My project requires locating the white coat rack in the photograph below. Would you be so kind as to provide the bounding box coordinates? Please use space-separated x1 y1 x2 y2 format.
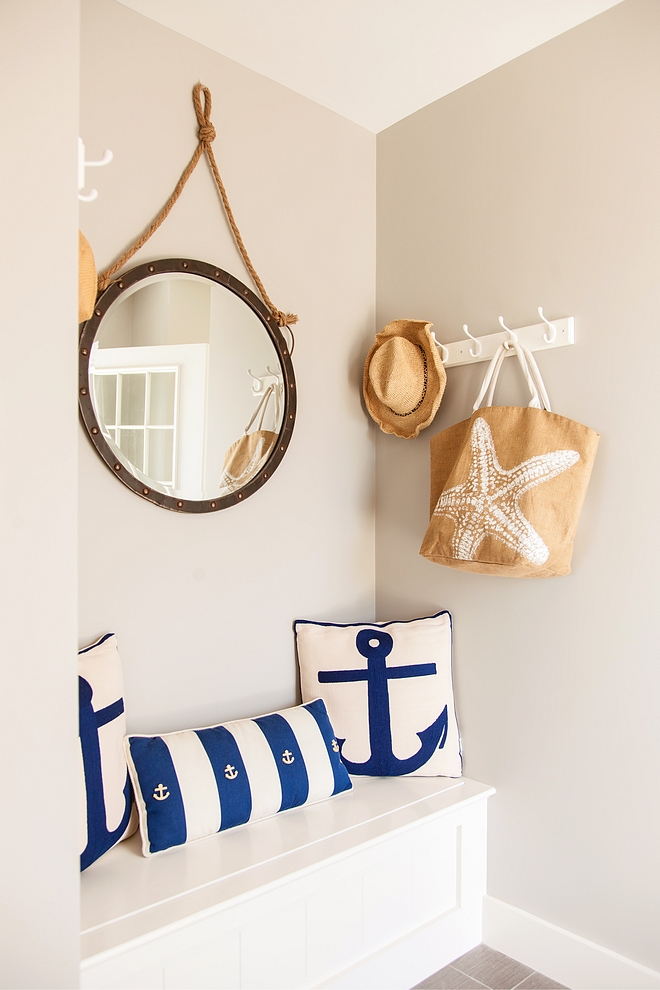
78 137 113 202
432 308 574 368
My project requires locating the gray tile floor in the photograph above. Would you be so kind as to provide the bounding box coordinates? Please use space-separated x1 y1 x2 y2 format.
413 944 569 990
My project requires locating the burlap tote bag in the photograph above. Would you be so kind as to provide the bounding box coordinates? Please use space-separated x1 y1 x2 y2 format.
420 342 598 577
219 385 279 494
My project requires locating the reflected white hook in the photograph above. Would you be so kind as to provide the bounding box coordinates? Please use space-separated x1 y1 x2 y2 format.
462 324 482 359
247 365 283 396
498 316 518 349
538 306 557 344
431 331 449 364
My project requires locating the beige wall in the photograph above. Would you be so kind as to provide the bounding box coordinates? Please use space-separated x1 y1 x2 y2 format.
0 3 80 987
4 0 656 981
376 0 660 970
79 0 376 734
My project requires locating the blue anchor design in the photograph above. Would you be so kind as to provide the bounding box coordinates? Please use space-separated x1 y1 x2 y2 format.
79 676 132 871
318 629 448 775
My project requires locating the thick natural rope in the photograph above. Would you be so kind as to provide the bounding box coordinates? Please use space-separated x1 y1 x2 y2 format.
97 84 298 328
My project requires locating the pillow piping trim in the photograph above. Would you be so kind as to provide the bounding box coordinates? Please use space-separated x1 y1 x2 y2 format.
293 608 452 632
78 631 116 655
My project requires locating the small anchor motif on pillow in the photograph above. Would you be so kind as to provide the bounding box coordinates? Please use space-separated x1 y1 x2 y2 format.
331 739 340 752
224 764 239 779
282 750 295 764
153 783 170 801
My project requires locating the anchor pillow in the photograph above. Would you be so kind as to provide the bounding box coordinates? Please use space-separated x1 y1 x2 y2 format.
295 610 462 778
125 698 352 857
79 633 136 871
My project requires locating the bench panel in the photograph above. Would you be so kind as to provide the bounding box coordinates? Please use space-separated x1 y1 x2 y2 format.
81 777 493 990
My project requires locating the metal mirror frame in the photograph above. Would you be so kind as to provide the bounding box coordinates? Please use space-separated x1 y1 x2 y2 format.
78 259 296 513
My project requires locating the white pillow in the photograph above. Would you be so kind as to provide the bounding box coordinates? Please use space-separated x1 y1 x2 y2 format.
79 633 135 870
125 698 352 857
295 611 462 777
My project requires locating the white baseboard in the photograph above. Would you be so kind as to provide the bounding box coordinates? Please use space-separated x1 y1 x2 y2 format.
483 895 660 990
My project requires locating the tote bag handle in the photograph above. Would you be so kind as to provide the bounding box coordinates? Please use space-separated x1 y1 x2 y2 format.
473 341 552 412
483 344 551 410
244 385 275 434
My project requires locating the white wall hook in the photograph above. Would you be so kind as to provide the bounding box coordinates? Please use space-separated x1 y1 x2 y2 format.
78 137 113 202
538 306 557 344
498 316 518 348
462 324 482 358
431 331 449 364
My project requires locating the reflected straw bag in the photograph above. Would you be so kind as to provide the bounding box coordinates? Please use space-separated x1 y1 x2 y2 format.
219 385 279 494
420 342 599 577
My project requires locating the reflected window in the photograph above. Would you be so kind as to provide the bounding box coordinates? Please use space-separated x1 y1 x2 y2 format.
92 368 178 487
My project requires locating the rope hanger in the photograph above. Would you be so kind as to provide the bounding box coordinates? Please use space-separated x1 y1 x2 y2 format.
97 83 298 329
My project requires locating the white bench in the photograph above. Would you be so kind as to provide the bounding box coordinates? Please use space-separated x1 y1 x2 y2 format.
81 775 494 990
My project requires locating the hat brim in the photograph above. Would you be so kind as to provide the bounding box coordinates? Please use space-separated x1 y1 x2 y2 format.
363 320 447 439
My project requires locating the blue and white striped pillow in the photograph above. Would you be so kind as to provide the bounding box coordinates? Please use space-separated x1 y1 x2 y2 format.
125 698 352 856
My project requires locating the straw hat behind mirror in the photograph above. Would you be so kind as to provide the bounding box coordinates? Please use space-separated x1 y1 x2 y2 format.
363 319 446 438
79 231 97 324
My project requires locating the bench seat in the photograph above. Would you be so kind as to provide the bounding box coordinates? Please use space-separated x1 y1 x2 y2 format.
81 775 494 990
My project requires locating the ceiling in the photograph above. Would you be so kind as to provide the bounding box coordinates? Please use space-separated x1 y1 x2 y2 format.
118 0 622 133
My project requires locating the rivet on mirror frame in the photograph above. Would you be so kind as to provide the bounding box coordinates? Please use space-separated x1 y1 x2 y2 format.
80 388 88 395
244 290 248 295
91 427 99 435
182 262 188 269
95 309 102 317
81 347 89 356
289 414 294 420
113 463 121 471
263 473 268 479
177 501 184 508
280 445 284 451
118 281 124 289
210 501 217 509
148 265 155 273
238 493 243 499
142 488 150 495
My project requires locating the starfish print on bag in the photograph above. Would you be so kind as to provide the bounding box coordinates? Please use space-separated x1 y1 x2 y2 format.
433 417 579 565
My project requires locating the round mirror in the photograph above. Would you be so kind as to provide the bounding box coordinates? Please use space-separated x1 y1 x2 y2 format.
79 260 296 512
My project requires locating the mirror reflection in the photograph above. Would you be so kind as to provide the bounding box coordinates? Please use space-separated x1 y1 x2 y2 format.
89 273 284 501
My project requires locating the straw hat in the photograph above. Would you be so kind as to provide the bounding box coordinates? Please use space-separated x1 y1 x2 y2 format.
78 230 97 324
363 319 446 438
